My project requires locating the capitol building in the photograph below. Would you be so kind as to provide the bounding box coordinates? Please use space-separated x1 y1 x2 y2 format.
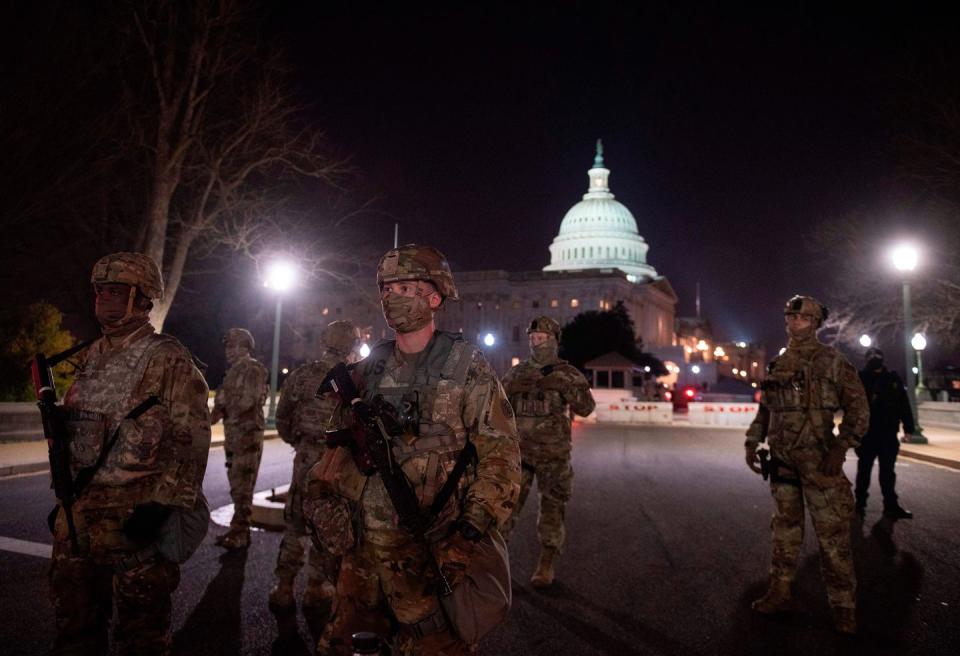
291 142 678 376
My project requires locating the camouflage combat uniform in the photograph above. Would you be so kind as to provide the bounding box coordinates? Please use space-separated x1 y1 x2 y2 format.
212 328 268 545
304 245 521 656
271 320 360 609
746 296 869 632
50 253 211 656
501 316 595 587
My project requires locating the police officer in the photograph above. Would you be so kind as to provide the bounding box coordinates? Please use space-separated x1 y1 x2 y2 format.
304 244 521 655
50 252 211 655
269 320 361 611
745 295 869 634
855 347 914 519
501 316 595 588
211 328 268 549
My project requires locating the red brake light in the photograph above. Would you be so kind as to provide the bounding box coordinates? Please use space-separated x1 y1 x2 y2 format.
685 389 695 398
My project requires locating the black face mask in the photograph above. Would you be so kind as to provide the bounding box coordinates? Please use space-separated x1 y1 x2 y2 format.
867 357 884 370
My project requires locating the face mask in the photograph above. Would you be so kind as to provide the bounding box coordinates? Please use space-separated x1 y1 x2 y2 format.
867 357 883 370
531 340 558 364
96 286 150 337
786 322 816 342
225 344 248 365
382 293 433 334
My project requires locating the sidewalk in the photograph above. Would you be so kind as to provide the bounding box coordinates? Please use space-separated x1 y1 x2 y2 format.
898 425 960 470
0 425 279 477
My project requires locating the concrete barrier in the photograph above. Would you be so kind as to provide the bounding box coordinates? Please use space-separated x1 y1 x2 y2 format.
688 402 759 427
919 401 960 430
0 403 42 442
595 401 673 425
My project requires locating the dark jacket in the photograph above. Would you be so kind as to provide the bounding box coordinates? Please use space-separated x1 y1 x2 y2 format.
859 367 915 438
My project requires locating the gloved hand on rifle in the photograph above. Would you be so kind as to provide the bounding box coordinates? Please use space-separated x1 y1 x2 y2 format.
123 503 173 546
819 445 847 477
433 521 482 588
745 442 763 474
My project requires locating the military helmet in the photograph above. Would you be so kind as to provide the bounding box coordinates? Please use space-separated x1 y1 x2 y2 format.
783 295 828 325
527 315 561 339
223 327 255 351
865 347 884 362
376 244 459 301
322 320 361 356
91 252 164 300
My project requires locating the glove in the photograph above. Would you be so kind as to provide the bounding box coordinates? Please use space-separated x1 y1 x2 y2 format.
123 503 173 546
745 444 762 474
819 446 846 477
433 523 480 588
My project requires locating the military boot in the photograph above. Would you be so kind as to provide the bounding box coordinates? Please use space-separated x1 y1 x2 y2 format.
751 579 792 614
832 607 857 634
530 548 557 589
302 578 336 610
218 527 250 550
269 578 295 611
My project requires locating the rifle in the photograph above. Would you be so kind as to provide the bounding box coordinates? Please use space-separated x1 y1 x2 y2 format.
319 362 454 596
31 340 94 554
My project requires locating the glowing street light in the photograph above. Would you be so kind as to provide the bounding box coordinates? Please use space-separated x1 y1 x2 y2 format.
859 334 872 348
691 365 701 374
483 333 496 347
912 333 928 400
696 340 708 351
359 343 371 359
263 258 298 427
891 243 919 272
891 243 926 442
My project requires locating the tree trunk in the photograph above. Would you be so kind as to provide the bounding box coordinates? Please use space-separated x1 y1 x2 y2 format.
149 224 197 331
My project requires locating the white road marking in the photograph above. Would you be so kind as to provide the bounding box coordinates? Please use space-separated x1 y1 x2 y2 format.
0 536 52 559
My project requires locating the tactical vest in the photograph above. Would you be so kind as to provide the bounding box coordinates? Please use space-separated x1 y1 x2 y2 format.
761 345 845 450
63 331 177 486
221 357 268 434
290 356 340 446
355 332 479 524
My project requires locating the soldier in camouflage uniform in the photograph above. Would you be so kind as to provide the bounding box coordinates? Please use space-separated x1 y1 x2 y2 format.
49 252 211 655
745 295 869 634
501 316 595 588
211 328 269 549
303 244 521 656
269 320 361 612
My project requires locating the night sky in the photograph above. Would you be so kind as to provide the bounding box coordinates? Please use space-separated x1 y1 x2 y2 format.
260 1 957 355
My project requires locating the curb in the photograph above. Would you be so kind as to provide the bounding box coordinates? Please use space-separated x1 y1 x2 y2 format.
899 448 960 471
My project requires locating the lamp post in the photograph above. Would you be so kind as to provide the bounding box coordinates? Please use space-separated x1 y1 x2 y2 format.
859 334 872 348
912 332 928 402
891 244 926 443
263 259 297 428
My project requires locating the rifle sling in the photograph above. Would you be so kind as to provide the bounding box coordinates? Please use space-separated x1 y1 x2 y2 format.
72 396 161 497
428 441 477 519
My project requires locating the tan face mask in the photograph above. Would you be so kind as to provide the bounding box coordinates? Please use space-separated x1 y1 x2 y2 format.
531 338 559 364
382 293 433 333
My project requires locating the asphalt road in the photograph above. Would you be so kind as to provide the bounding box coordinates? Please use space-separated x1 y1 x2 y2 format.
1 425 958 656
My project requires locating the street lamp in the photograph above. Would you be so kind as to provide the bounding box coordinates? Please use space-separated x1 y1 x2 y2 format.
912 332 928 401
263 259 297 428
891 243 926 442
483 333 496 347
859 334 872 348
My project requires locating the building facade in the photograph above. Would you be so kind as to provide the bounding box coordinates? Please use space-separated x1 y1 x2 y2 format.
290 142 678 376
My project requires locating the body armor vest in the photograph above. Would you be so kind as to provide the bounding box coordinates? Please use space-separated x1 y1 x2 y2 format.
63 331 174 486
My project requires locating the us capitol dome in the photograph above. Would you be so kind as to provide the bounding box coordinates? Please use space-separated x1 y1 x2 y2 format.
543 140 658 282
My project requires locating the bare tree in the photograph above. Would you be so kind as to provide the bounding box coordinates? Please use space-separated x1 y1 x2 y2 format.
812 212 960 352
115 0 345 328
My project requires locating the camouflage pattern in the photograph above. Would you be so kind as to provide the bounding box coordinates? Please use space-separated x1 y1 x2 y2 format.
783 294 827 325
223 327 255 351
527 315 562 338
214 353 268 531
500 352 595 550
273 350 344 590
746 328 869 614
377 244 459 300
51 321 211 654
91 252 164 300
307 332 521 654
320 320 362 358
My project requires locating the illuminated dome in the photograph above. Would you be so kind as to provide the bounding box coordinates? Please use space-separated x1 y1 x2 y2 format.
543 140 658 281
